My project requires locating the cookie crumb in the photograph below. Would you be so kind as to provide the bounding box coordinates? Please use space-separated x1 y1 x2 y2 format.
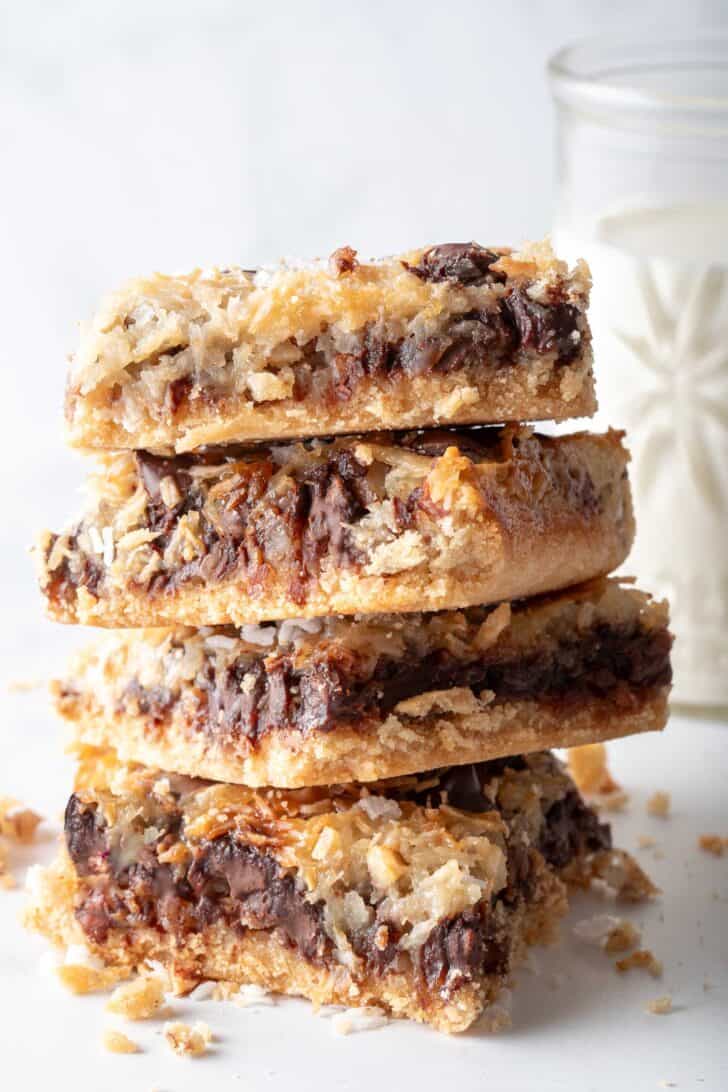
0 797 43 843
589 849 660 901
647 791 671 818
597 789 630 813
107 975 166 1020
698 834 728 857
103 1029 140 1054
163 1020 212 1057
0 796 43 887
646 994 673 1015
57 963 115 994
605 919 642 953
573 914 641 952
615 949 663 978
637 835 657 849
7 678 44 693
567 743 619 795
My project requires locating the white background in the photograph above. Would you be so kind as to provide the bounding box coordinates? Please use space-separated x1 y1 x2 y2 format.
1 0 726 679
1 3 727 1087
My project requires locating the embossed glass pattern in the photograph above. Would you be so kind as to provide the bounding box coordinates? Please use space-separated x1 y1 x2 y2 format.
549 37 728 705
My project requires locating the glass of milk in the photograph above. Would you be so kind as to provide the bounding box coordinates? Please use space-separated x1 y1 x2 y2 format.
549 36 728 708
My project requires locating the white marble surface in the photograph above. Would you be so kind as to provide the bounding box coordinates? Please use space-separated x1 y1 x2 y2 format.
1 699 727 1091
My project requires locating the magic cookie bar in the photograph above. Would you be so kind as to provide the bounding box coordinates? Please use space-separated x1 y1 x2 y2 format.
64 241 594 453
37 427 633 628
55 579 671 788
26 751 618 1032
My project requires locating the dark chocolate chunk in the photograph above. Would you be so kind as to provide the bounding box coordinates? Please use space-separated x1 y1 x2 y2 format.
64 794 109 876
539 789 612 870
418 910 502 988
188 837 329 962
503 286 581 364
405 243 507 286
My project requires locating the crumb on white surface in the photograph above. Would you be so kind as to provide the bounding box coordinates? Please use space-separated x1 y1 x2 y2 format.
647 791 671 818
595 789 630 813
56 963 112 994
163 1020 212 1057
0 795 43 887
646 995 673 1015
637 835 657 849
107 975 166 1020
103 1028 140 1054
6 678 45 693
567 743 620 795
592 849 659 902
573 914 641 953
56 944 117 994
698 834 728 857
615 949 663 978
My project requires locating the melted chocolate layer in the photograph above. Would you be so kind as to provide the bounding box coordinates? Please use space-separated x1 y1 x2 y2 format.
150 244 585 420
65 756 610 991
117 623 672 747
44 427 599 610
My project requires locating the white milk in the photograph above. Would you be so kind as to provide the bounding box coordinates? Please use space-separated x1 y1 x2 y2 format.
555 203 728 705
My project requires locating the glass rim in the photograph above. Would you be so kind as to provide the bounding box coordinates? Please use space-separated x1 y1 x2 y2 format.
548 33 728 115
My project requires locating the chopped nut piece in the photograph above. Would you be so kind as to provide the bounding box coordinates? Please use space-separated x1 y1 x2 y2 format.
567 743 620 795
163 1020 212 1057
107 975 165 1020
367 844 406 887
103 1029 140 1054
615 949 663 978
698 834 728 857
646 994 673 1015
647 791 671 818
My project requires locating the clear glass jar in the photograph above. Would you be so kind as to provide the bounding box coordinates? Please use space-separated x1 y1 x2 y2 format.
549 36 728 707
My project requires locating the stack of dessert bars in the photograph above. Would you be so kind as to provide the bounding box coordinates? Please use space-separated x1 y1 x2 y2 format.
28 241 672 1033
